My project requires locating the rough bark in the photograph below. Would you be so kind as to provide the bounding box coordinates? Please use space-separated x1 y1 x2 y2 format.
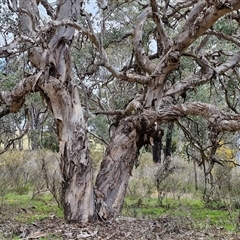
40 77 95 222
95 117 146 219
41 1 95 222
19 0 95 222
95 100 240 218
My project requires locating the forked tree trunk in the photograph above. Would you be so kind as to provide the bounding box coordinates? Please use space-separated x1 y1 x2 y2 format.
4 0 240 224
21 0 146 222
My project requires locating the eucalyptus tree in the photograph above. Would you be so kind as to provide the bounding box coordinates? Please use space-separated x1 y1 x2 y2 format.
1 0 240 223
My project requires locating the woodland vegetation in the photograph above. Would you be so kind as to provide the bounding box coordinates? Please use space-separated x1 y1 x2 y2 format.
1 0 240 229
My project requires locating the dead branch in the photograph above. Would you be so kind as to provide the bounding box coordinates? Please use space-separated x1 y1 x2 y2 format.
0 108 30 155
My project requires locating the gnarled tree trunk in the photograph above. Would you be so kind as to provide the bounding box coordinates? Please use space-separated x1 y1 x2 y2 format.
20 0 95 222
95 119 139 219
41 78 95 222
95 114 153 219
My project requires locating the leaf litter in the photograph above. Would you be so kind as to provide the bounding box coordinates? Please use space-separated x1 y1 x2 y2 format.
1 215 240 239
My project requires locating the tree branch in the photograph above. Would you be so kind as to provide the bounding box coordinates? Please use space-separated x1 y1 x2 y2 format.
40 0 55 18
133 6 156 73
88 131 108 145
153 102 240 133
0 72 42 117
167 0 199 18
7 0 40 34
94 110 124 116
150 0 173 54
215 51 240 74
42 19 152 84
165 70 213 98
165 50 240 98
0 36 36 57
205 29 240 47
174 0 240 51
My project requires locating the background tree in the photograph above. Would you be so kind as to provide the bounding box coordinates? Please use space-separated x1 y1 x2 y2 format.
1 0 240 223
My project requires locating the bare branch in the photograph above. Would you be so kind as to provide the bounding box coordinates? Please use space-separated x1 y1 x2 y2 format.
165 70 214 98
167 0 199 18
0 36 36 57
0 109 30 155
205 29 240 47
0 72 43 116
154 102 240 132
40 0 55 18
174 0 240 51
7 0 40 34
95 94 143 119
165 50 240 98
88 131 108 146
133 7 156 73
219 77 239 114
215 51 240 74
94 110 124 116
180 1 206 34
44 19 151 84
150 0 173 54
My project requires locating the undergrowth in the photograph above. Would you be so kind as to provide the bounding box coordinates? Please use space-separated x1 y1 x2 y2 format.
1 192 239 233
122 198 240 231
123 197 240 232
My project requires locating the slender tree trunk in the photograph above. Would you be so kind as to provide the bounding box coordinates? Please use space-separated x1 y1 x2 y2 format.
152 128 164 163
164 122 174 159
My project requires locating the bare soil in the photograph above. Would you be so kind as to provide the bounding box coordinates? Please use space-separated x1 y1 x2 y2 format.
1 216 240 239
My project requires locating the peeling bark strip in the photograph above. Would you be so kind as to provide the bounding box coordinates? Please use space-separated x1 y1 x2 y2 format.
42 78 95 222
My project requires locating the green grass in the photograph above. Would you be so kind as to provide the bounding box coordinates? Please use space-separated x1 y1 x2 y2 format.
123 197 239 231
1 192 239 234
1 192 63 224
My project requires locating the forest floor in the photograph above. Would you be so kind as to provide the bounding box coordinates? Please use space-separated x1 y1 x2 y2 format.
1 215 240 240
